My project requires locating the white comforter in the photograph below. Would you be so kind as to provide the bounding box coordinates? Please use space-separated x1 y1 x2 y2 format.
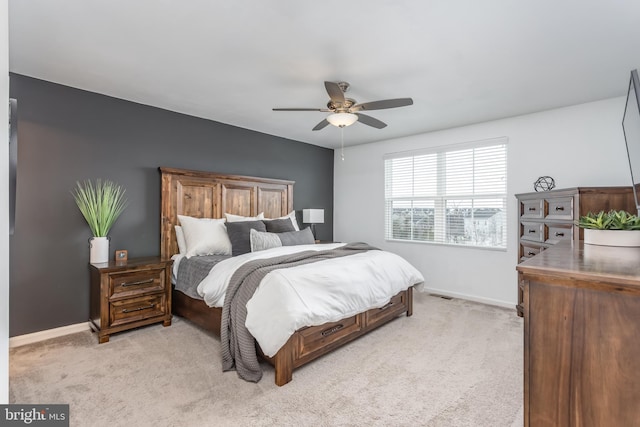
197 243 425 357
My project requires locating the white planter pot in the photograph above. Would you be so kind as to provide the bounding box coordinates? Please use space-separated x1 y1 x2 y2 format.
583 229 640 247
89 236 110 263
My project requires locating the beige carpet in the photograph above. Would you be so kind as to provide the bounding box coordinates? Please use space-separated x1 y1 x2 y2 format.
10 293 524 427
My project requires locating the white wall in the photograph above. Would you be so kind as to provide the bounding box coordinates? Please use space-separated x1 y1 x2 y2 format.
334 97 631 307
1 0 9 403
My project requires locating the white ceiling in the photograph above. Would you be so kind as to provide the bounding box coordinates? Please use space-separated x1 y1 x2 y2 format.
8 1 640 149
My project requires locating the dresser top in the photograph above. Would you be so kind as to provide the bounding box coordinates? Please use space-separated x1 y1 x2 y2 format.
515 186 633 199
517 240 640 288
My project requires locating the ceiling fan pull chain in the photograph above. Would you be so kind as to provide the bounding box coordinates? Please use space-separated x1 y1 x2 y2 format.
341 127 345 161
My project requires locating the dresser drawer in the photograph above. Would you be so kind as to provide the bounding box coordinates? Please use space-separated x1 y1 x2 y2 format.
110 294 167 327
545 197 573 220
364 292 408 328
521 199 544 219
520 243 544 261
109 268 166 298
546 224 573 244
521 222 544 242
297 315 362 360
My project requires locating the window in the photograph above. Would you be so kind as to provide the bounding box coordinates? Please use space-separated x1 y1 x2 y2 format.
384 138 507 249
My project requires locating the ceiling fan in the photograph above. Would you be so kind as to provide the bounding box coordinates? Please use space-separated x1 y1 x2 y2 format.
273 81 413 131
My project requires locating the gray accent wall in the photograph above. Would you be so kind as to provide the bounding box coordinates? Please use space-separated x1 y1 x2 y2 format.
9 74 334 337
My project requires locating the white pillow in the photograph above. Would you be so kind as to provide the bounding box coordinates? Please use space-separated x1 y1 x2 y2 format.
224 212 265 222
265 211 299 231
175 225 187 254
177 215 231 257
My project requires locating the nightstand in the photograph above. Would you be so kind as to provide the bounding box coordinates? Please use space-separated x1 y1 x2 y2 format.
89 256 173 343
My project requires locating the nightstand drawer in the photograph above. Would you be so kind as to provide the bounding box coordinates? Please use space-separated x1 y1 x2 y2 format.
110 294 166 327
109 268 165 298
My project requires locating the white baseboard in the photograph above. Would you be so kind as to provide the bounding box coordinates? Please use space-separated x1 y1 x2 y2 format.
422 286 516 311
9 322 91 348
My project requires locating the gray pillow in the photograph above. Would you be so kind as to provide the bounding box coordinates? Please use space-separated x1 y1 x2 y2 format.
277 227 315 246
226 220 267 256
250 227 315 252
264 218 296 233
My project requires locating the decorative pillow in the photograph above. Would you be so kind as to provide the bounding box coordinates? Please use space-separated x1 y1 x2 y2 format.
226 220 267 256
177 215 231 257
224 212 264 222
250 227 315 252
175 225 187 254
264 210 299 231
250 228 283 252
277 227 315 246
264 218 296 233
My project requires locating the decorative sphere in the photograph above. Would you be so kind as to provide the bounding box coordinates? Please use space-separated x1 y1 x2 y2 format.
534 176 555 192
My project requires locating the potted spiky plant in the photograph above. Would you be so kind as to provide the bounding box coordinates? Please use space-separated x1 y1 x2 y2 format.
577 210 640 247
72 179 128 263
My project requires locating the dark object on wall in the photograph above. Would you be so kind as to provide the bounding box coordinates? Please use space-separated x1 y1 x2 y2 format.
9 98 17 235
622 69 640 215
534 176 555 192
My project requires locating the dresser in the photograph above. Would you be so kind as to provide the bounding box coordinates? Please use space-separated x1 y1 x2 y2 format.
516 241 640 426
89 257 173 343
514 187 634 316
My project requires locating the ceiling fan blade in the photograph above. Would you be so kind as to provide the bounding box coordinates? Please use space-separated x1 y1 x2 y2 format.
312 119 330 131
356 113 387 129
352 98 413 111
273 108 325 111
324 81 345 103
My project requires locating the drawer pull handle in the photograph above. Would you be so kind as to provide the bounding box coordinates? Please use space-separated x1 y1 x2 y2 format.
321 324 344 337
528 229 536 233
527 251 536 256
121 278 154 287
555 232 565 237
528 207 536 211
122 304 154 314
555 206 565 211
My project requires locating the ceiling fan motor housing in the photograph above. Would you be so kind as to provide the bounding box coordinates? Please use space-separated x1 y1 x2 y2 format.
327 98 356 112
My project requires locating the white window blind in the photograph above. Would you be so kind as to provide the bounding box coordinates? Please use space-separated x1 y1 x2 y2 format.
384 138 507 249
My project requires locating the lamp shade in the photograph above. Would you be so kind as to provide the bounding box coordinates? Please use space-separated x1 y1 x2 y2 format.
326 113 358 128
303 209 324 224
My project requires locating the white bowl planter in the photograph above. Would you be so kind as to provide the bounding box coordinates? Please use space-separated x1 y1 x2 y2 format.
583 229 640 247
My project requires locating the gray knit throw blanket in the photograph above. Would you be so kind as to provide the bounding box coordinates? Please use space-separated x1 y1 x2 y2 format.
221 242 378 382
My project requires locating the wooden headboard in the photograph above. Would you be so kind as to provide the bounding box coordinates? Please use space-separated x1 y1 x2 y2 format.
159 167 294 259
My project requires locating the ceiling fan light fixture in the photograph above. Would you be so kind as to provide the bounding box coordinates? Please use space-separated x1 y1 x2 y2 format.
327 112 358 128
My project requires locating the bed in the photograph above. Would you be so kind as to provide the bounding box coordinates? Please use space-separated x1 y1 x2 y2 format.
160 167 423 386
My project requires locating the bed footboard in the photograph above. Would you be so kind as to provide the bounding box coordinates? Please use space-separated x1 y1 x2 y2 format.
173 286 414 386
265 286 414 386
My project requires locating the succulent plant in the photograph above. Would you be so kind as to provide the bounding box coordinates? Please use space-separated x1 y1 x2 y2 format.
577 210 640 230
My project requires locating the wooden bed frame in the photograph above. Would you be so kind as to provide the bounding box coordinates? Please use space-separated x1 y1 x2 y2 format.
160 167 413 386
